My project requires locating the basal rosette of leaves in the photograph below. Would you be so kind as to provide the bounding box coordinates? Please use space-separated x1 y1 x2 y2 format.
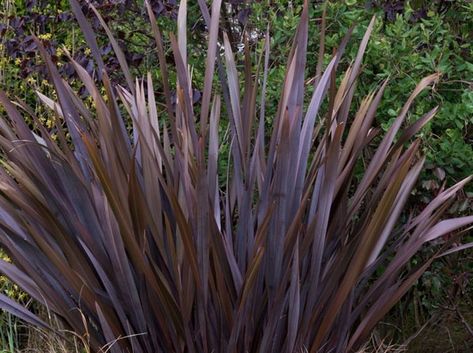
0 1 472 353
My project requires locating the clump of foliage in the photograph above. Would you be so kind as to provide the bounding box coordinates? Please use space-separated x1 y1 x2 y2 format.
0 1 472 353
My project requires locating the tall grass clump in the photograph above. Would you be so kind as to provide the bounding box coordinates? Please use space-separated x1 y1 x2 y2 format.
0 0 471 352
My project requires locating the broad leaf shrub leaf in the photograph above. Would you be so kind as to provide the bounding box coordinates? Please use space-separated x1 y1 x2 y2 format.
0 1 471 352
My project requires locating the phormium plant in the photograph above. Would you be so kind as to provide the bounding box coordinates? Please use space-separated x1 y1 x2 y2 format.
0 0 471 352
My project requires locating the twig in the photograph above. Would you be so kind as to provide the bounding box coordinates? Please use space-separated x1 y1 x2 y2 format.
455 308 473 339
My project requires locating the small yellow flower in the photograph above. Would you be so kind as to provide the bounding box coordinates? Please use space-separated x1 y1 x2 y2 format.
84 48 92 56
15 58 22 66
38 33 52 41
46 118 55 129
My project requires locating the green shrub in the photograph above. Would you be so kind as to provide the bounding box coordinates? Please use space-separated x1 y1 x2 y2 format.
0 1 472 353
250 0 473 188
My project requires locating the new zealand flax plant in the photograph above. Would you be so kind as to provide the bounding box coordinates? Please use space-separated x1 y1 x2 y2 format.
0 0 471 352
